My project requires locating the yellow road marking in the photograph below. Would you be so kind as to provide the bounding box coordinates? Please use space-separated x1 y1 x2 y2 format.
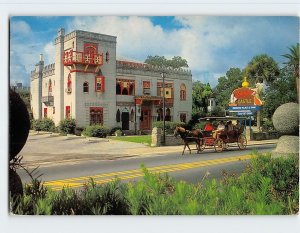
45 154 255 190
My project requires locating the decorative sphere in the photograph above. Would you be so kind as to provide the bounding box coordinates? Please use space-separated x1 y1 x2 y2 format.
272 102 299 135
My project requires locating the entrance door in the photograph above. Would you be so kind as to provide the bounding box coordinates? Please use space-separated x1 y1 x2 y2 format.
44 108 47 118
122 112 129 130
140 107 151 130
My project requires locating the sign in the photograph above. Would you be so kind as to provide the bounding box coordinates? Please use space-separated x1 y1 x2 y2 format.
229 106 261 111
229 87 263 107
237 111 253 116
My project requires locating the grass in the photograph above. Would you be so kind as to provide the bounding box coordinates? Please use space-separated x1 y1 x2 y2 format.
110 135 152 146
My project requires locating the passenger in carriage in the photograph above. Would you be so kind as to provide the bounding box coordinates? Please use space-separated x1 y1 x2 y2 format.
203 121 214 137
213 121 225 138
226 121 235 138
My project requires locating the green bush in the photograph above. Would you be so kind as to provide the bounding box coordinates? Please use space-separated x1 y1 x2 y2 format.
82 125 109 138
152 121 186 135
59 118 76 135
32 118 55 132
109 126 122 136
10 153 299 215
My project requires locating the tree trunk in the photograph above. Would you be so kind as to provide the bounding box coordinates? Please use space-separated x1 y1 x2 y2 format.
257 110 261 131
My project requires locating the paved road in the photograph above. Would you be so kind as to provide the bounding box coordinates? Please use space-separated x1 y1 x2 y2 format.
18 133 276 190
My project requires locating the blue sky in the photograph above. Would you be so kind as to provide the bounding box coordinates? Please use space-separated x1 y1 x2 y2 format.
10 16 299 87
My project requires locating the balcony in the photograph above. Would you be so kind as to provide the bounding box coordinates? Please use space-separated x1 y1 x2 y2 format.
63 50 103 66
42 95 54 106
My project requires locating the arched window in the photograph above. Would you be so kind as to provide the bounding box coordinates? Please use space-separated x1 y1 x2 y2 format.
66 74 72 94
129 84 135 95
157 108 163 121
165 108 171 121
130 109 134 122
83 82 89 93
116 109 121 122
180 84 186 101
122 88 128 95
48 79 52 94
116 82 121 94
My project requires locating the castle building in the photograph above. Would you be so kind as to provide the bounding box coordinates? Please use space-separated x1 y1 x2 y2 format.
30 28 192 132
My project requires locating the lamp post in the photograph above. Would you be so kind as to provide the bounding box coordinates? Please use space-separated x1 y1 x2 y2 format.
161 72 166 145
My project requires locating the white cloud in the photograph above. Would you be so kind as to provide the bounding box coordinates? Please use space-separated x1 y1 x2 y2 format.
10 20 32 35
44 42 55 64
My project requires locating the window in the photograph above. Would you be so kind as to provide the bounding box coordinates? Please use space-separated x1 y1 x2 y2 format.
66 106 71 119
67 74 72 93
116 79 135 96
106 51 109 62
95 76 105 92
165 108 171 121
130 109 134 122
48 79 52 95
83 82 89 93
157 82 173 98
116 109 121 122
143 81 151 95
180 84 186 101
180 113 187 123
157 108 163 121
90 107 103 125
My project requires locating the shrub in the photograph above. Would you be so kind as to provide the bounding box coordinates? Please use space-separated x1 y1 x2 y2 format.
32 118 55 132
82 125 109 138
109 126 122 136
59 118 76 135
10 153 299 215
152 121 186 135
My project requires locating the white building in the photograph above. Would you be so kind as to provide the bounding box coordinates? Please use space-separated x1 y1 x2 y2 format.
31 28 192 132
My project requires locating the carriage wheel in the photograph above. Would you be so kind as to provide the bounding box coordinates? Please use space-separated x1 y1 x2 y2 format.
237 134 247 150
214 139 224 152
199 138 205 151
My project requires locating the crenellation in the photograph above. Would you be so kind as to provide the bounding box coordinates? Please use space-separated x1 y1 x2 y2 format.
31 28 192 131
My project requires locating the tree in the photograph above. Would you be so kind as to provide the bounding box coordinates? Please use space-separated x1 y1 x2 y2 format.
144 55 188 69
246 54 280 85
245 55 280 130
192 81 212 115
213 67 243 109
282 43 299 102
262 67 297 119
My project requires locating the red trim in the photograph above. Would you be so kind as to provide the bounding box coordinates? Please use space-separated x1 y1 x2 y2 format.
95 75 105 92
66 106 71 118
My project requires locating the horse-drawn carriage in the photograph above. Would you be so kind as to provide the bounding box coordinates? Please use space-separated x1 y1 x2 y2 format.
174 116 247 154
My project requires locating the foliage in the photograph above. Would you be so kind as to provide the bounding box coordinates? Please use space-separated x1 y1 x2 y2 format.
111 135 152 146
262 67 297 119
17 89 32 118
213 68 243 109
82 125 109 138
152 121 186 135
11 153 299 215
32 118 55 132
59 118 76 135
9 89 30 160
282 43 299 79
144 55 188 69
109 126 122 136
282 43 299 100
246 54 280 85
192 81 212 114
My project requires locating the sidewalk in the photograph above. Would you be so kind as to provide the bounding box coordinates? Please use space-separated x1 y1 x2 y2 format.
20 132 278 167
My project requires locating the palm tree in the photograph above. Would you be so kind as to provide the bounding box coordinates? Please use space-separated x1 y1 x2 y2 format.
246 54 280 85
282 43 299 102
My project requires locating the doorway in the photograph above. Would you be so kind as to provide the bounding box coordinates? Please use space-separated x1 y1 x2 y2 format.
122 112 129 130
140 107 151 130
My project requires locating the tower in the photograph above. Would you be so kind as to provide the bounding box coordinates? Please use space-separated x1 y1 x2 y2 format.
30 53 44 119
